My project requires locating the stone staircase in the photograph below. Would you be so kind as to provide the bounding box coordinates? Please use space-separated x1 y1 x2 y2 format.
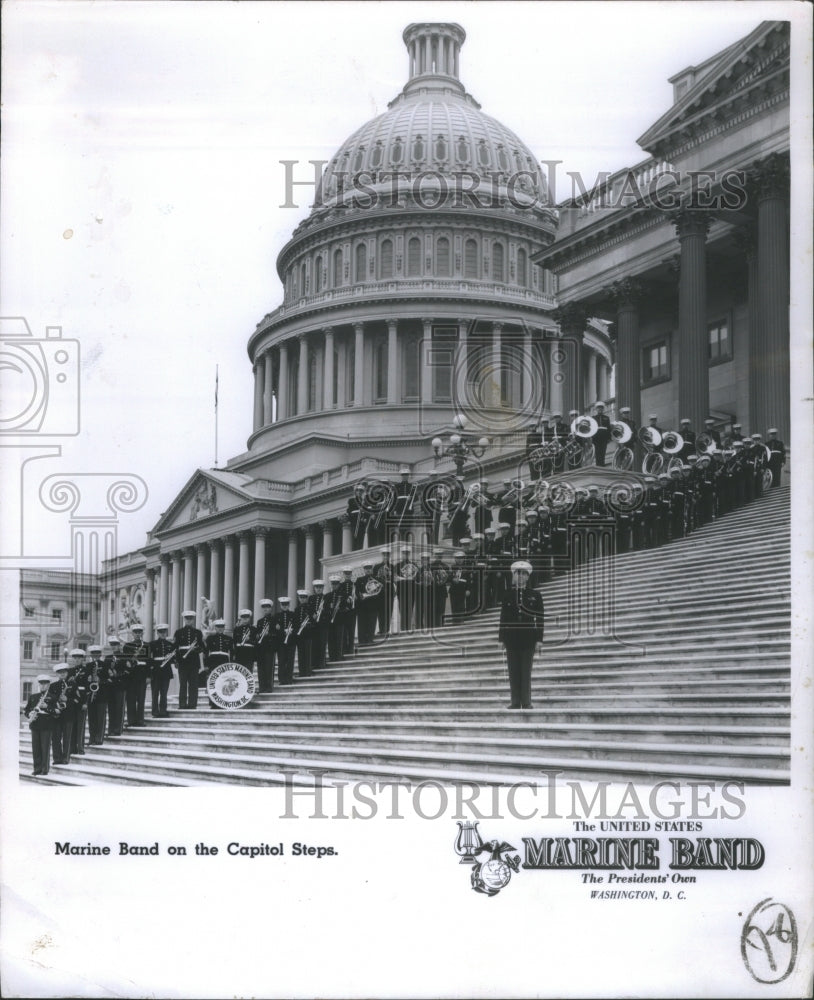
20 484 791 787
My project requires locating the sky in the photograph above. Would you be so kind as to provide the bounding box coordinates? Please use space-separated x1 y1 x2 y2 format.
0 0 801 555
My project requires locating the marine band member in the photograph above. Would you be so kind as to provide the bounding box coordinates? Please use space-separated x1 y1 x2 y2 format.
204 619 233 709
85 644 109 744
104 636 129 736
592 401 611 467
308 581 331 670
174 611 205 710
256 598 278 693
149 624 174 718
123 623 149 728
498 560 544 711
274 597 296 685
25 672 63 776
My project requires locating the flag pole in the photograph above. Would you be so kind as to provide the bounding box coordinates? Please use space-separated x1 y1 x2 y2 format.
214 365 219 468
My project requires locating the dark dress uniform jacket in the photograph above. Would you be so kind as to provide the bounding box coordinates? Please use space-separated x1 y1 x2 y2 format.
498 586 545 649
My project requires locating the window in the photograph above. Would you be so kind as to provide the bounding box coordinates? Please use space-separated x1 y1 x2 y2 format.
403 335 420 400
412 135 425 162
23 640 34 660
492 243 505 282
51 609 62 622
708 320 731 362
49 642 61 661
432 326 455 402
516 248 527 287
464 239 478 279
300 262 307 296
354 243 367 283
374 338 388 402
436 237 451 277
78 642 88 652
314 255 323 293
22 681 33 702
643 341 670 382
24 605 34 618
79 609 89 623
380 239 393 279
333 249 343 287
407 237 421 276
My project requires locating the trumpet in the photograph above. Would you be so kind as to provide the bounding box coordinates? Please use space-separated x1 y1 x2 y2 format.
296 615 312 636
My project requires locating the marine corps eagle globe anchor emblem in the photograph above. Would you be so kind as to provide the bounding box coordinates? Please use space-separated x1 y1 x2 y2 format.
454 822 521 896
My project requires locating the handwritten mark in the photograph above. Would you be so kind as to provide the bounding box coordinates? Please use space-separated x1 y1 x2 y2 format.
741 898 797 984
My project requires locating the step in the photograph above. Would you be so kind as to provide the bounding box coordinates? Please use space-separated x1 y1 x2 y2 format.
100 734 790 772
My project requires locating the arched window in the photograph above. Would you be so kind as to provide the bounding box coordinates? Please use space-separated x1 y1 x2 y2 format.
412 135 425 162
370 141 383 169
436 236 451 277
380 239 393 279
464 239 478 279
497 144 510 172
333 248 343 287
374 338 388 402
456 136 469 163
390 137 404 165
354 243 367 283
478 140 491 167
407 237 421 277
353 146 365 172
435 134 447 161
492 243 505 282
516 248 527 287
300 262 307 296
314 255 323 293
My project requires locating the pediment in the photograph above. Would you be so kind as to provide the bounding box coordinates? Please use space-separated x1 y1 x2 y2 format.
637 21 789 156
153 469 257 533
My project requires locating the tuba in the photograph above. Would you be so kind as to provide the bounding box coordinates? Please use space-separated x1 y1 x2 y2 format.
695 433 717 456
662 431 685 455
638 426 663 450
610 420 632 444
612 446 634 471
571 415 598 439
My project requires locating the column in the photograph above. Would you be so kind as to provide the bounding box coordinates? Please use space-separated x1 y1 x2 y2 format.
278 342 289 421
253 361 264 432
287 531 298 601
673 211 710 431
353 323 365 406
751 155 790 441
182 548 194 615
158 555 169 624
304 527 315 592
323 327 335 409
424 34 430 73
553 303 587 416
222 536 236 625
522 328 533 406
736 226 759 434
599 359 610 403
421 318 434 403
337 335 347 408
297 335 309 415
144 569 155 639
387 320 399 405
263 351 274 425
253 527 267 611
195 543 207 623
587 352 598 406
340 514 353 554
608 279 644 429
548 341 564 416
208 540 221 618
490 322 503 407
455 318 468 410
237 532 251 612
170 551 182 631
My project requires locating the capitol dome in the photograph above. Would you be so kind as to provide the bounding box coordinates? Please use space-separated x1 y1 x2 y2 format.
245 22 611 487
310 23 549 222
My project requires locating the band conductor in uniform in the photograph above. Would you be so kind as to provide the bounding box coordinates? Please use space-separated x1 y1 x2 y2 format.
498 560 544 710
